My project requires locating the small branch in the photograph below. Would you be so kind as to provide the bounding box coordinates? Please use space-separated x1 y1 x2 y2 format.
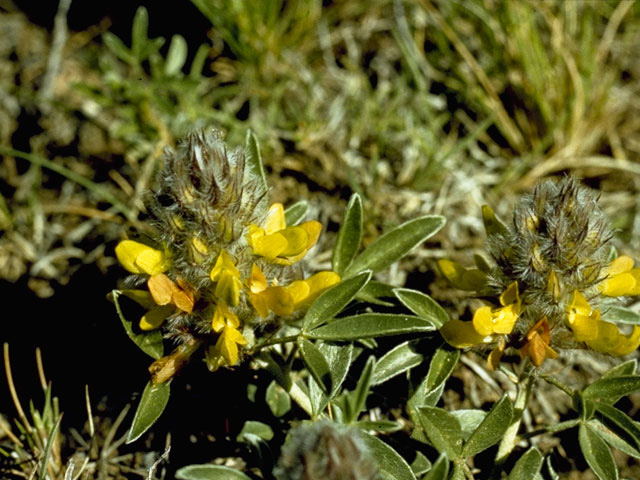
251 334 300 353
540 373 573 396
520 419 580 441
40 0 73 102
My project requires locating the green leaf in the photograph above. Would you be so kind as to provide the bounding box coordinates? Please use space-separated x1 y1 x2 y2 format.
546 456 560 480
266 380 291 417
164 35 188 76
236 420 274 443
176 465 251 480
603 306 640 325
343 215 446 277
372 341 423 385
361 434 416 480
131 6 149 62
417 407 463 459
38 416 61 480
462 394 513 457
451 410 487 441
244 130 268 197
284 200 308 226
410 451 432 476
508 447 543 480
594 403 640 450
583 376 640 404
303 270 372 331
423 453 449 480
319 342 354 398
298 338 332 394
332 193 363 275
579 422 618 480
602 359 637 379
111 290 164 360
357 281 396 306
307 314 435 340
425 345 460 391
126 381 170 443
348 356 375 421
394 288 449 328
588 419 640 459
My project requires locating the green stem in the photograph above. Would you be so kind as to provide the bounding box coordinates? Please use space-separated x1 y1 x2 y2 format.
540 373 573 396
520 419 580 440
495 362 535 465
251 334 300 352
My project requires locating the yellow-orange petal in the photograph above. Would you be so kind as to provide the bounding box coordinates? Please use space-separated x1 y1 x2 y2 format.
472 306 494 337
440 318 489 348
148 273 175 306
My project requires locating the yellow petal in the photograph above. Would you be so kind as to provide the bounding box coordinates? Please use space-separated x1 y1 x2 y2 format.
481 204 508 236
249 291 270 318
216 326 248 365
440 318 489 348
499 282 520 307
263 203 286 234
278 227 310 256
600 273 637 297
569 290 592 317
299 221 322 250
210 250 240 281
120 289 156 309
294 271 341 309
438 259 487 291
487 339 505 371
588 321 622 353
491 305 518 334
472 306 495 336
140 305 173 331
569 313 599 342
115 240 166 275
611 326 640 356
286 280 311 306
264 286 295 316
606 255 634 276
248 264 268 293
252 233 289 260
215 271 242 306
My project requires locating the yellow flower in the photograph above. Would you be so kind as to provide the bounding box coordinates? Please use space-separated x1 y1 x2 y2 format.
210 301 247 366
472 282 521 336
599 255 640 297
247 203 322 265
247 264 341 318
440 318 490 348
438 259 487 291
567 290 640 356
210 250 243 306
115 240 167 275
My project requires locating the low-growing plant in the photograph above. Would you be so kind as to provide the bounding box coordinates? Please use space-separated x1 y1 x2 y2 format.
111 130 640 479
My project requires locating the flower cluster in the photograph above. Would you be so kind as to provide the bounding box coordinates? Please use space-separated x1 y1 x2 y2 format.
115 130 340 381
439 176 640 368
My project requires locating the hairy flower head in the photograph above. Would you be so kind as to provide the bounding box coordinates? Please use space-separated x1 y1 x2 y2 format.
438 176 640 368
114 129 340 379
